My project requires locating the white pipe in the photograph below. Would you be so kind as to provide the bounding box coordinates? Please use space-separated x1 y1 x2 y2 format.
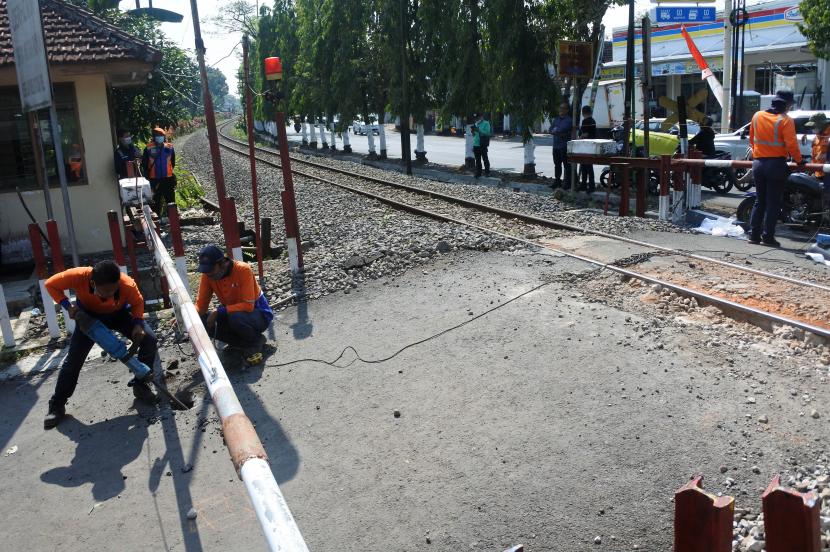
39 280 60 338
0 284 15 347
464 125 474 162
175 256 190 295
415 124 425 153
378 124 387 156
138 204 308 552
286 237 300 274
367 128 376 154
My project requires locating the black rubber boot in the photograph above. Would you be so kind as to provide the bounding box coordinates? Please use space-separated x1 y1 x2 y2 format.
44 400 66 430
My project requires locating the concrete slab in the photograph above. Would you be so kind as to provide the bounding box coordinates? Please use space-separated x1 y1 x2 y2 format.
1 249 826 551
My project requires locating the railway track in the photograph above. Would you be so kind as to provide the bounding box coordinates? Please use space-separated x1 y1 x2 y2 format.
212 121 830 342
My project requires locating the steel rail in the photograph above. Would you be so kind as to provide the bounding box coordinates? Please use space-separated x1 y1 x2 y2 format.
212 131 829 341
138 204 309 552
215 121 830 294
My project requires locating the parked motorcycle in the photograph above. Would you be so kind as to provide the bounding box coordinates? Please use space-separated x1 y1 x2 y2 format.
733 146 754 192
736 172 827 230
598 124 659 195
700 150 737 195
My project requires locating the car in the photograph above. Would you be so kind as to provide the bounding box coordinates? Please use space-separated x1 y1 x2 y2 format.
352 121 380 135
714 109 830 162
668 120 700 137
635 118 700 137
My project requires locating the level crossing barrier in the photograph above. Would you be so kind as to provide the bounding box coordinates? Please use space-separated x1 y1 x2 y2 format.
137 203 309 551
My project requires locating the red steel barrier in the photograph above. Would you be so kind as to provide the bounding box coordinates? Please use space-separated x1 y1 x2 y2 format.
619 164 630 217
107 210 127 271
674 476 733 552
221 197 243 261
45 220 64 273
762 475 822 552
166 203 190 295
125 225 140 278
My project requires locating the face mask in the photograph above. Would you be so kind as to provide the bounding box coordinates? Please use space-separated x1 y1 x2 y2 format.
121 137 132 146
154 136 165 144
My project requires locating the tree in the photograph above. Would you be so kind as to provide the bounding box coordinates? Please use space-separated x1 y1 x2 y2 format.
205 67 230 110
800 0 830 57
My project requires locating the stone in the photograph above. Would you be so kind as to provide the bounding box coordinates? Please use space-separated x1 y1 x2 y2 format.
393 409 401 418
811 409 820 419
593 536 601 545
746 397 756 404
758 415 769 424
436 241 451 253
720 465 729 474
752 466 761 474
186 507 198 520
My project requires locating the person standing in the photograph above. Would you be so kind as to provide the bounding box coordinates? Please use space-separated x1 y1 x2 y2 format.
689 116 716 157
472 112 492 178
195 245 274 367
748 90 803 247
551 102 572 189
43 261 157 429
141 127 177 217
578 105 597 192
114 129 141 179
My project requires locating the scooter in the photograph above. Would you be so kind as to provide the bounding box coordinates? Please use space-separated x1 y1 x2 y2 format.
735 172 828 230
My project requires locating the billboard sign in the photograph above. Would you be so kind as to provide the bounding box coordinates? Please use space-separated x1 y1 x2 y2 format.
7 0 52 112
557 40 594 78
654 6 717 23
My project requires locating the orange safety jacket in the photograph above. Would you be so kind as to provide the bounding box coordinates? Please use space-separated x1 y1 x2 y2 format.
812 128 829 178
749 110 802 162
45 267 145 322
196 261 261 316
143 144 175 179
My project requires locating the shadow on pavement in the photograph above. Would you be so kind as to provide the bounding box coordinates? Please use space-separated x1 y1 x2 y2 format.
40 413 148 501
291 273 313 341
0 347 69 453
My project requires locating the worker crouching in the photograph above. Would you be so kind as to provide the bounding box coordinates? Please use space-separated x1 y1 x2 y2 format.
43 261 158 429
195 245 273 367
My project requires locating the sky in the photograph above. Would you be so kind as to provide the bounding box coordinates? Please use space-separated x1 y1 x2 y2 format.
124 0 741 95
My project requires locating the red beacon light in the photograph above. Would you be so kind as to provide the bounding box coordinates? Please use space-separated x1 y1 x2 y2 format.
264 57 283 81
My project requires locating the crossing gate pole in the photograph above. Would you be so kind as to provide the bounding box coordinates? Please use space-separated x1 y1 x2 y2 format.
138 204 308 552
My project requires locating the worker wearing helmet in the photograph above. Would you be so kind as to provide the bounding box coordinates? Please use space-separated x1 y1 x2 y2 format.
141 127 176 217
747 90 804 247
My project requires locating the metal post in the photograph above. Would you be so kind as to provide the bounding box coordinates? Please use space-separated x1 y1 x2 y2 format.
722 0 733 132
399 0 412 175
274 112 304 274
641 16 652 158
47 105 79 267
261 217 273 258
623 0 635 157
46 219 74 333
189 0 230 240
636 166 646 218
107 210 127 273
242 36 264 282
29 111 54 220
28 223 60 339
619 164 630 217
570 82 580 192
0 284 15 348
138 204 309 552
166 203 190 294
659 155 671 221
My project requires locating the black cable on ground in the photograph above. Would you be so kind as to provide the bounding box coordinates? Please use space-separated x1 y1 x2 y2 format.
268 279 556 369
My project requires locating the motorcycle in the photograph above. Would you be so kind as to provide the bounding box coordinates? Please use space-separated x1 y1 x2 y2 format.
700 150 737 195
733 146 754 192
598 124 659 195
736 172 828 230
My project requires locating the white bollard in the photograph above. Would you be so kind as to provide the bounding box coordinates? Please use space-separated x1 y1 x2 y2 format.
0 284 16 348
378 124 387 158
319 122 327 147
300 121 308 144
38 280 60 339
465 124 475 166
341 128 351 152
329 124 337 150
367 127 376 154
523 137 536 175
308 122 317 146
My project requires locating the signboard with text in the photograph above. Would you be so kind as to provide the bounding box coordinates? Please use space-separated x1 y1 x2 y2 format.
7 0 52 112
557 40 594 78
653 6 717 23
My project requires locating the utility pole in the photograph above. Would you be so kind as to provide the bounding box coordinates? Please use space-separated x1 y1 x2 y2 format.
623 0 635 156
399 0 412 175
722 0 733 132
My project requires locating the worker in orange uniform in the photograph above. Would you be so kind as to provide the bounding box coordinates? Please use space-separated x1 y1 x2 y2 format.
141 127 176 217
748 90 804 247
43 260 157 429
195 245 273 367
805 112 830 222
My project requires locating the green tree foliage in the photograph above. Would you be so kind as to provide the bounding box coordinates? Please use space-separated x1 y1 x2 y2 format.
799 0 830 57
206 66 230 110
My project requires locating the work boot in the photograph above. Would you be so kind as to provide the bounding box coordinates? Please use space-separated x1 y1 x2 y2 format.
748 234 762 245
761 237 781 248
129 376 159 404
44 400 66 430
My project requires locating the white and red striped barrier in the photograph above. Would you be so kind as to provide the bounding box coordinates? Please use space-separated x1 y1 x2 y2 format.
138 203 308 552
166 203 191 295
28 224 60 339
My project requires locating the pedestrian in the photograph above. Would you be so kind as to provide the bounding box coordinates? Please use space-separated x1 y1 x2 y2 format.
141 127 176 217
43 260 157 429
195 245 274 367
689 116 716 157
578 105 597 192
805 112 830 221
114 128 141 179
748 89 804 247
551 101 572 189
472 112 492 178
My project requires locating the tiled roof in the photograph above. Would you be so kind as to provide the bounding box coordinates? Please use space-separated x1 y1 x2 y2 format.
0 0 162 67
